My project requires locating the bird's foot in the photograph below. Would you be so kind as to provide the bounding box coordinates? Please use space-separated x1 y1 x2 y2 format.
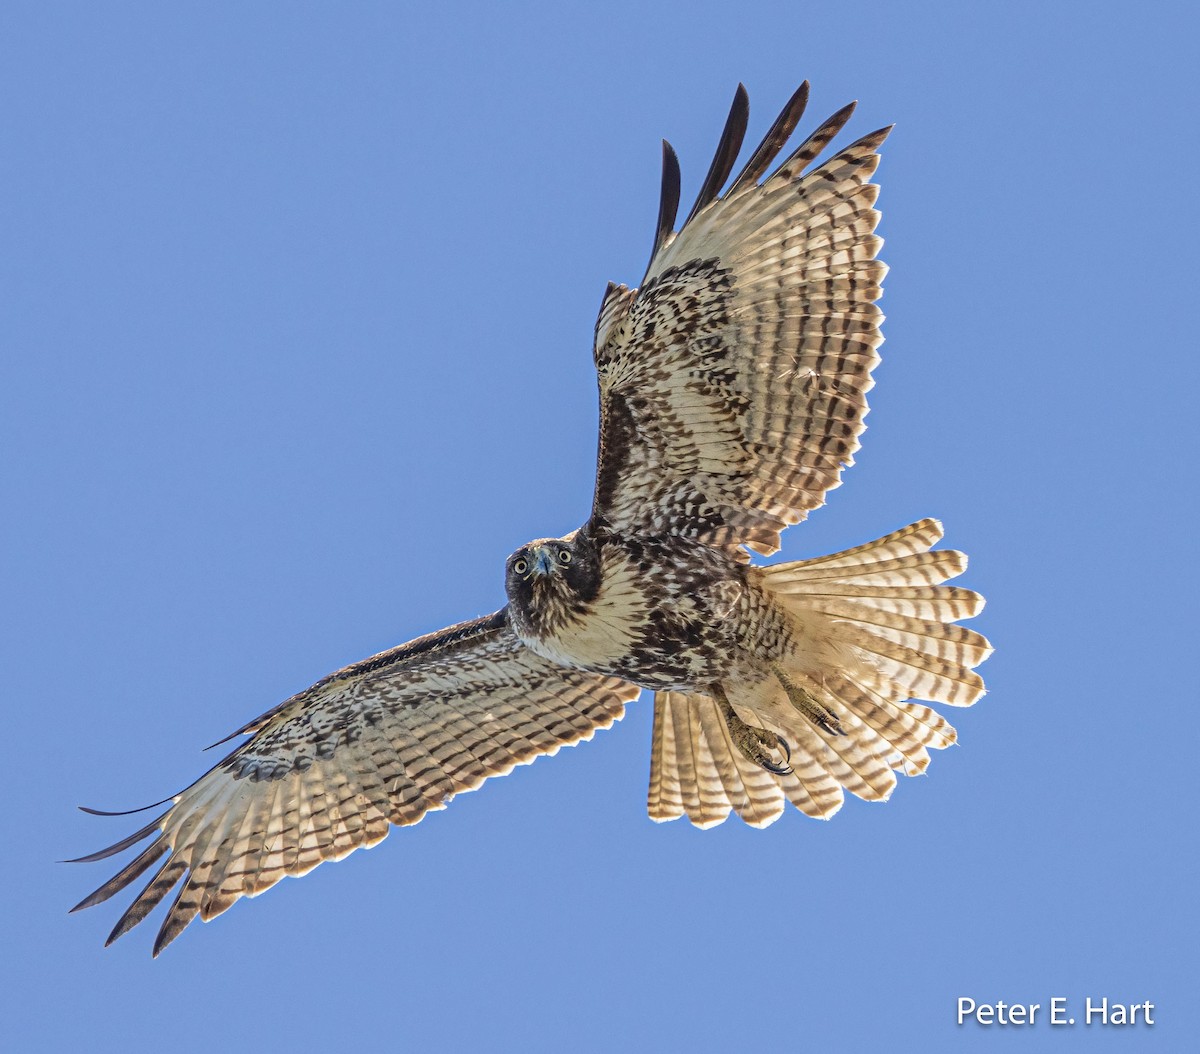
772 665 845 736
713 686 792 775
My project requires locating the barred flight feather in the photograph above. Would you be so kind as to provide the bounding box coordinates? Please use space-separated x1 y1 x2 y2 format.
71 614 637 954
593 87 894 559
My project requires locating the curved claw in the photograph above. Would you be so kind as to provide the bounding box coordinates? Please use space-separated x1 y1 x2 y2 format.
763 734 793 776
712 685 796 777
818 714 846 737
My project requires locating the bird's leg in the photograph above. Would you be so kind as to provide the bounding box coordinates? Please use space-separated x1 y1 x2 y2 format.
712 684 792 775
772 664 845 736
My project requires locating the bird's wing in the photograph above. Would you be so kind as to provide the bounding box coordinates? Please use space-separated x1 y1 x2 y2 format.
69 611 638 955
591 83 890 556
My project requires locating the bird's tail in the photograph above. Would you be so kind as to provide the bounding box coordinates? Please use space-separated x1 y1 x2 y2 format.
646 519 991 828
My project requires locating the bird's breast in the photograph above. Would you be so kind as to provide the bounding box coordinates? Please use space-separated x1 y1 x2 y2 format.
519 536 744 690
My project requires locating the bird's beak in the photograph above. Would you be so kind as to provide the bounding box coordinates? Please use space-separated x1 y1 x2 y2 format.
532 546 554 575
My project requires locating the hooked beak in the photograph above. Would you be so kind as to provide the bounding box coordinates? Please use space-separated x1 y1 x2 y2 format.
532 545 554 575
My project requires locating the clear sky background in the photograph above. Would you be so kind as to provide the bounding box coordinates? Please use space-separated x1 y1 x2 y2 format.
4 3 1196 1051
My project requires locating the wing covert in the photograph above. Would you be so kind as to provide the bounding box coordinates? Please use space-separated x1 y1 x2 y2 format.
592 84 891 556
70 611 638 954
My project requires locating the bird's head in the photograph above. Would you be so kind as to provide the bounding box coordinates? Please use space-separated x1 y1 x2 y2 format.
504 531 600 637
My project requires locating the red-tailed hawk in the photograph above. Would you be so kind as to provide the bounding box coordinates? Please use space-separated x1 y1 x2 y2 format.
71 82 990 955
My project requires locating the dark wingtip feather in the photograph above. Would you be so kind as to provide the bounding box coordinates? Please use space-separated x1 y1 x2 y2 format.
729 81 810 194
814 124 894 177
683 83 750 226
152 886 198 957
646 139 680 272
69 838 168 912
773 100 858 179
61 813 167 864
104 854 188 947
856 124 895 149
78 794 175 817
203 716 263 749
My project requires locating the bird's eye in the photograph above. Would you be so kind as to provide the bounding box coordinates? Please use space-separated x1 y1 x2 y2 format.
513 558 528 575
558 549 572 564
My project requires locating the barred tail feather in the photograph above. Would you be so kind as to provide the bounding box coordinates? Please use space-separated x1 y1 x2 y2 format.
767 517 991 699
646 520 990 828
649 690 788 828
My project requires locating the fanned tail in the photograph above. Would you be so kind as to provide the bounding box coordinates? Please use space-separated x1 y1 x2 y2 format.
647 520 991 827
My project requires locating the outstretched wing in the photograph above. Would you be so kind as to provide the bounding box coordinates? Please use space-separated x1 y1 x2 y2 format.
592 83 890 556
70 611 638 955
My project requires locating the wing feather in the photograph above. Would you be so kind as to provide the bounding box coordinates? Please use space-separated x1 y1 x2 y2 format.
728 81 809 194
683 83 749 226
71 611 639 954
647 140 681 269
592 85 891 555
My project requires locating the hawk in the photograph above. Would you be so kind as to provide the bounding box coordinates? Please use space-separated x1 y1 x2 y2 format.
71 82 991 955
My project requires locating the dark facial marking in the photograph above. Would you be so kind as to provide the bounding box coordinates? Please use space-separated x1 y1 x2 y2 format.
504 531 605 637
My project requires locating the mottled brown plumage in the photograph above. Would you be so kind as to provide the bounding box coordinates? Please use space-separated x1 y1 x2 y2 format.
71 82 990 955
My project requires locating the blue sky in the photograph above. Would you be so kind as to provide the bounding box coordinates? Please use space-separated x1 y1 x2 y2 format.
4 2 1196 1051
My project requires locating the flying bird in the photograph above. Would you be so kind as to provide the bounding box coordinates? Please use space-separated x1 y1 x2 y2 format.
71 81 991 955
